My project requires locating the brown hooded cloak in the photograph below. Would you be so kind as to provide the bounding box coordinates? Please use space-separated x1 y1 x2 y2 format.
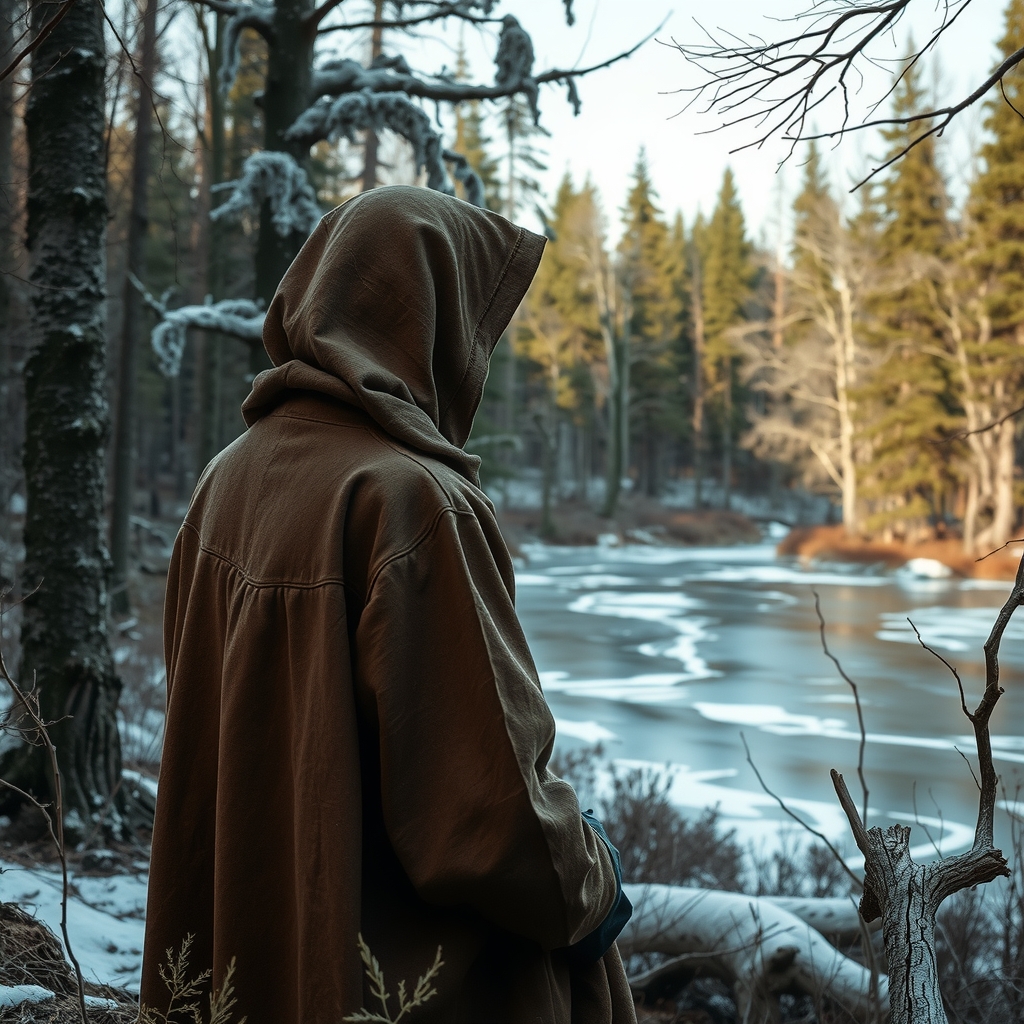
141 185 637 1024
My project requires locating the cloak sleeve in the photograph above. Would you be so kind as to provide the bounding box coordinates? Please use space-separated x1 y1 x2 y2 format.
354 505 621 951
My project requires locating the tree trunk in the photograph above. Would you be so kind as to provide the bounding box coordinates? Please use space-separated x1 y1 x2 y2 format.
0 0 19 544
835 271 858 534
989 412 1015 549
360 0 385 192
5 0 126 832
690 246 705 509
601 326 627 518
197 14 227 472
535 410 555 539
110 0 159 616
721 359 732 510
253 0 315 372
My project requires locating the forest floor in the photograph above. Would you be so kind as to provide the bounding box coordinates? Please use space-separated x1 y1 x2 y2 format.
779 523 1023 579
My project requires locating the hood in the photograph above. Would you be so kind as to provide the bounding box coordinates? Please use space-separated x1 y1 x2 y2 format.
241 184 546 483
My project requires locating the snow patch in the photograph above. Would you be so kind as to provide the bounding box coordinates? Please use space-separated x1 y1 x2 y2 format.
898 557 953 579
540 670 691 704
0 985 54 1007
554 719 618 744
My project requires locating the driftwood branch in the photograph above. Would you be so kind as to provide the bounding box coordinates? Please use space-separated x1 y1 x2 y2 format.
621 883 888 1021
829 554 1021 1024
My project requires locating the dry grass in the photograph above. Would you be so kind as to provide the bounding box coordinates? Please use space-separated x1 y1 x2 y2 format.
0 903 137 1023
778 524 1021 580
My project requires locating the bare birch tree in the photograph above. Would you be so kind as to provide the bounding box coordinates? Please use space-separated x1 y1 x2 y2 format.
742 191 874 533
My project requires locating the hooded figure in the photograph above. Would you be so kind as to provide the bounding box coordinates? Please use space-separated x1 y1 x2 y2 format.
141 185 636 1024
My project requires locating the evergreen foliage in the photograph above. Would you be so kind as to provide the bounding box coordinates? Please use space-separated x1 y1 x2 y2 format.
618 150 685 496
702 169 756 504
858 56 959 533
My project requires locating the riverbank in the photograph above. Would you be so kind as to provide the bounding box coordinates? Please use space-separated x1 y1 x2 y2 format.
778 524 1021 579
494 496 763 551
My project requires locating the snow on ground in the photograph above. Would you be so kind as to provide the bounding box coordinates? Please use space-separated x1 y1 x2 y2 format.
0 859 148 993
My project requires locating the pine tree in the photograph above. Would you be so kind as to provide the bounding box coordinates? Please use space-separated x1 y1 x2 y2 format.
790 142 832 294
514 173 604 529
858 54 959 538
962 0 1024 549
688 212 709 506
617 150 684 496
702 168 755 507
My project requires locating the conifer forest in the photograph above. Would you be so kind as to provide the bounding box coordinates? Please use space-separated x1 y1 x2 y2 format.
1 2 1024 1023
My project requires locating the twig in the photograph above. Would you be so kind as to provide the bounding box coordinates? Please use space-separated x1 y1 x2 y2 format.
669 1 1024 186
0 645 88 1024
932 400 1024 444
740 732 862 892
813 590 869 826
974 537 1024 563
0 0 81 85
907 617 969 718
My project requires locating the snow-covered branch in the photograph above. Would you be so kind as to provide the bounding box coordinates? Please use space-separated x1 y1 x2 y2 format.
195 0 274 94
211 151 322 238
286 91 458 195
442 149 484 207
309 16 661 119
149 298 265 377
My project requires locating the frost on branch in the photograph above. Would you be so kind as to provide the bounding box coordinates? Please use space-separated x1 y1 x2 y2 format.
286 92 458 197
442 149 484 207
151 299 265 378
211 152 322 238
494 16 538 120
220 2 274 95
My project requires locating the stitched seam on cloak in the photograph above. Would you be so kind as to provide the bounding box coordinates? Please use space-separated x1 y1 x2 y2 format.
362 505 466 602
358 426 468 501
180 521 360 593
438 228 525 426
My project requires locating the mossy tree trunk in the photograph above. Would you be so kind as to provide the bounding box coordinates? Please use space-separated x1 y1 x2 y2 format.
2 0 126 833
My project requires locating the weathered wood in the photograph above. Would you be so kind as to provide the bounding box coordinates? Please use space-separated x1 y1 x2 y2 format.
829 553 1022 1024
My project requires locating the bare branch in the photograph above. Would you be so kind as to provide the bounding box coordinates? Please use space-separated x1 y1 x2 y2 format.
813 590 869 826
0 0 80 84
669 1 1024 182
740 732 863 892
935 399 1024 444
0 634 88 1024
316 2 501 34
907 617 969 720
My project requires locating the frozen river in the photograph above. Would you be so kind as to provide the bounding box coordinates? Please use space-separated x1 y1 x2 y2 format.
517 536 1024 862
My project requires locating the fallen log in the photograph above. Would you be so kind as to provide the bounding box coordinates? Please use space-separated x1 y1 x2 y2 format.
619 883 887 1022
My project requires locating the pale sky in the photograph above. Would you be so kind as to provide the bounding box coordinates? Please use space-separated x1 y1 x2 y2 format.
411 0 1011 245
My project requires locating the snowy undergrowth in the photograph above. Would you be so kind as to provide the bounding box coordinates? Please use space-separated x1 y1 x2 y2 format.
0 860 147 992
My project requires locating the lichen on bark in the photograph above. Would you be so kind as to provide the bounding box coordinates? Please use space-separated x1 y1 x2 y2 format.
2 0 129 834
